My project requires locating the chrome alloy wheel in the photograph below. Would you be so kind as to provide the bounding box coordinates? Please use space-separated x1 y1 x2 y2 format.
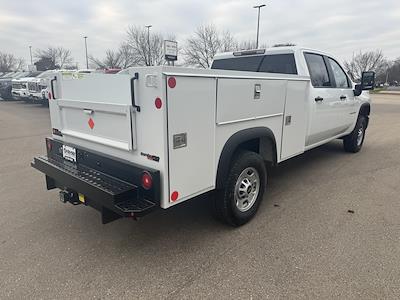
234 167 260 212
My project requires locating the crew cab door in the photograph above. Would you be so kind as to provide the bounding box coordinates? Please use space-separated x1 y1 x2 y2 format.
325 56 356 128
304 52 350 146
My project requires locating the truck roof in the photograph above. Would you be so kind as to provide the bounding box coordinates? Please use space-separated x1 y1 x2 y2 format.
213 46 332 61
118 65 309 82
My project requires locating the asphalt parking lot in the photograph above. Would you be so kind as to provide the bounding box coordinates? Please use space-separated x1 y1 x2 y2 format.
0 94 399 299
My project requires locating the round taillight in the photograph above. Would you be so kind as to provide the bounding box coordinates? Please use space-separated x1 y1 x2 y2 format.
155 97 162 109
141 172 153 190
168 77 176 88
170 191 179 202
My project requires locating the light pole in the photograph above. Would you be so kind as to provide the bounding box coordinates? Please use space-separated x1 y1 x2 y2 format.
29 46 33 65
83 36 89 69
253 4 266 49
385 62 391 85
145 25 152 66
385 69 389 85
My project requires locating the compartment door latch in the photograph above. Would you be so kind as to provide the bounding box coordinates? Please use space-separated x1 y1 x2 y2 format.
254 84 261 99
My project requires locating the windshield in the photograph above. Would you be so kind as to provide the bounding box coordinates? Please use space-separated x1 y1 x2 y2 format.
37 70 56 78
12 83 27 89
26 71 42 77
14 72 30 79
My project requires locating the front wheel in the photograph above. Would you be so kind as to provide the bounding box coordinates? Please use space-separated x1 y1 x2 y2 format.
343 115 367 153
212 150 267 226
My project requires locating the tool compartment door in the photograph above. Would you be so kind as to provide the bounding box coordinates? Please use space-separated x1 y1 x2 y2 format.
56 72 136 151
58 100 134 151
166 76 216 203
280 80 308 160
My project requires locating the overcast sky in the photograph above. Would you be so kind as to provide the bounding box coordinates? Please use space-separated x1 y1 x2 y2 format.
0 0 399 68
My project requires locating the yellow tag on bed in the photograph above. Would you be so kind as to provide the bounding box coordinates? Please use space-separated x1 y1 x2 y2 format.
78 193 85 203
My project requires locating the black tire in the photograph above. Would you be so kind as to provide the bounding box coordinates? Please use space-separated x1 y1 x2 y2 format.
343 115 367 153
212 150 267 226
1 86 12 100
42 99 49 107
6 87 12 100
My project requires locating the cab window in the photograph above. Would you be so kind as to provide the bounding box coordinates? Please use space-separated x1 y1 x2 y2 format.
211 54 297 74
304 53 331 88
211 56 264 72
258 54 297 74
328 58 351 88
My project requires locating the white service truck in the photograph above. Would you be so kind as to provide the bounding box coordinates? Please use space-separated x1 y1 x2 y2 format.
11 78 29 100
32 47 375 226
11 71 42 101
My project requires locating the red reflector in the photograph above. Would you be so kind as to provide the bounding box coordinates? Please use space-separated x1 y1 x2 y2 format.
141 172 153 190
155 97 162 109
171 191 179 202
168 77 176 88
88 118 95 129
48 92 52 100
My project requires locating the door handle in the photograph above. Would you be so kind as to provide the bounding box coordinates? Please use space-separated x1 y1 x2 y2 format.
130 72 140 112
83 109 93 115
340 95 347 100
254 84 261 99
50 76 56 100
315 96 324 102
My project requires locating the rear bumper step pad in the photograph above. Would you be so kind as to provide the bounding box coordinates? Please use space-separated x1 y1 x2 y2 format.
31 156 156 222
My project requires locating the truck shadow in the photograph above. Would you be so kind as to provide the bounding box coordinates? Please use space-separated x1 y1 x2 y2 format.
113 140 347 238
46 141 348 253
268 139 345 180
38 139 350 263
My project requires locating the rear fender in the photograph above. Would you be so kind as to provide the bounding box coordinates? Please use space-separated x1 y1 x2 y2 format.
216 127 277 189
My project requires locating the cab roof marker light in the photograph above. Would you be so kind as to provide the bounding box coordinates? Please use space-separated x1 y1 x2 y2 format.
233 49 266 56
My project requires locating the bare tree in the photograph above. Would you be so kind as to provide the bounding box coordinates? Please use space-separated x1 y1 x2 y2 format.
89 56 105 69
0 52 25 72
237 40 267 51
15 57 25 70
389 58 400 83
344 50 387 81
376 58 400 85
35 46 73 68
221 31 238 52
57 47 73 68
391 59 400 84
118 43 135 69
183 24 237 68
90 49 122 69
90 41 147 70
105 50 121 68
125 26 167 66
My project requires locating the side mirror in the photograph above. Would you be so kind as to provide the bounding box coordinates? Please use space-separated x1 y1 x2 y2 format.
354 71 375 96
361 71 375 90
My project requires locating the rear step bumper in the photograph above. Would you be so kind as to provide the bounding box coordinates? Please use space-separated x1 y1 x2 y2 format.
31 155 157 224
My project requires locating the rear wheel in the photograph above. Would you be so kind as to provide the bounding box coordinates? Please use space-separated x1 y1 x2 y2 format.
212 150 267 226
2 87 12 100
343 115 367 153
